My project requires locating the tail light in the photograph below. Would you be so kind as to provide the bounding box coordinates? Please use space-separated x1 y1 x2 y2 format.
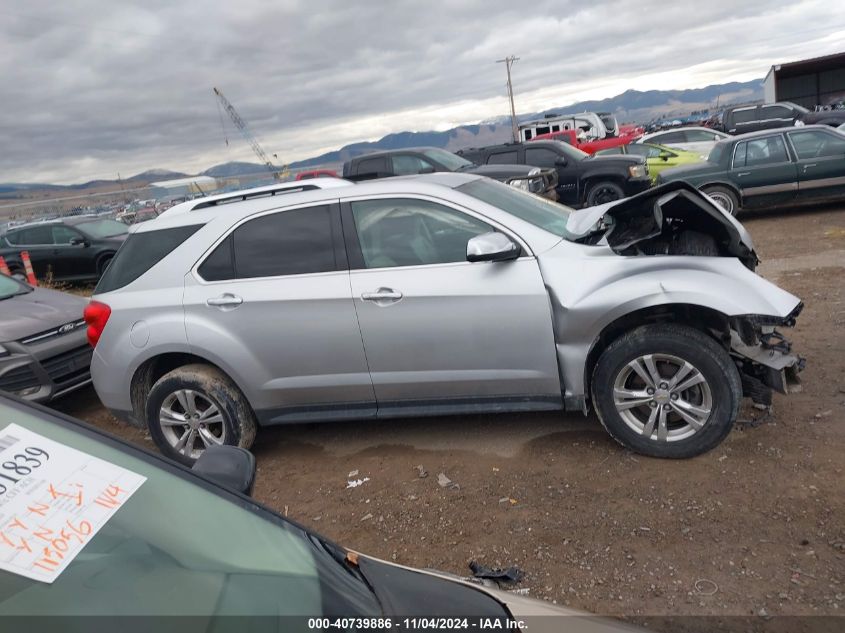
83 300 111 347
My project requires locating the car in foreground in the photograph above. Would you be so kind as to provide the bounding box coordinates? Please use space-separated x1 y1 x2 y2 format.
594 143 702 182
634 127 730 159
458 140 650 207
0 273 91 402
87 175 804 463
0 216 128 282
0 393 644 630
656 124 845 214
342 147 559 200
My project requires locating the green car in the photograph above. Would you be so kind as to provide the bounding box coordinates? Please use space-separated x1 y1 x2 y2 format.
595 143 702 183
656 125 845 215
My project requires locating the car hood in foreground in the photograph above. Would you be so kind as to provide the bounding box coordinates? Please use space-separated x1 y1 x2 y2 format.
0 286 87 342
565 181 757 269
355 553 645 631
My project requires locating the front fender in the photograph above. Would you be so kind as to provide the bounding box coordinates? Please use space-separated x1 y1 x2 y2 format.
538 247 802 399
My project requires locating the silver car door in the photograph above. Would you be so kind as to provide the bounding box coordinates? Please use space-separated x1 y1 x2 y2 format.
184 202 376 423
341 196 561 416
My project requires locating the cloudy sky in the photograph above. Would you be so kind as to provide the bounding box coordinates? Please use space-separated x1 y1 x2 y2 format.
1 0 843 184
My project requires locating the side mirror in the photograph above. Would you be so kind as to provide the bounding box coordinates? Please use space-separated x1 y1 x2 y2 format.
192 445 256 496
467 232 520 263
70 237 89 247
659 152 672 161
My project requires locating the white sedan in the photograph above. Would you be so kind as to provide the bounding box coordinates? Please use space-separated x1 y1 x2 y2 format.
635 126 730 159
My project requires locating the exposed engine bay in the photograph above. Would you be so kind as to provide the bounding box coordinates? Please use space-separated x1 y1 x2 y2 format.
572 181 759 270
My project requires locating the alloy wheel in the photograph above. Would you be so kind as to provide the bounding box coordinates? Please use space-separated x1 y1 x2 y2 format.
612 353 713 442
159 389 227 459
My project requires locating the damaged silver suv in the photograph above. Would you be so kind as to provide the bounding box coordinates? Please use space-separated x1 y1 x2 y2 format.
86 176 804 463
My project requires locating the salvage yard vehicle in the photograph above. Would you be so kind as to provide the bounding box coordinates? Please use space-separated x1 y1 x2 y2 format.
0 217 128 282
635 126 730 159
718 101 845 134
0 273 91 402
0 395 643 630
656 124 845 215
594 143 702 183
86 175 803 463
530 129 634 155
457 140 650 206
341 147 559 200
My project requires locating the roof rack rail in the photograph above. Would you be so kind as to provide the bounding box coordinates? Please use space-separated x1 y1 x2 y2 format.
189 183 323 210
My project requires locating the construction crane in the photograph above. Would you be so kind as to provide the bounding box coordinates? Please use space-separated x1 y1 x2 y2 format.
213 87 287 179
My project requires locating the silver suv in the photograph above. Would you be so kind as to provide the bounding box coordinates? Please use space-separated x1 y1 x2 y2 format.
87 175 804 463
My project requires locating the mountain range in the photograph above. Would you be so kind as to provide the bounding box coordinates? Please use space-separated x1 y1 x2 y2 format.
3 78 763 193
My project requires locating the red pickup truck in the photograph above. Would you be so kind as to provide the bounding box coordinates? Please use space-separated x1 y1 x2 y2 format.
530 129 638 154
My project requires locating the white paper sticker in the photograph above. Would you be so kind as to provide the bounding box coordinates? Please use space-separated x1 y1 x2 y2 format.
0 423 146 583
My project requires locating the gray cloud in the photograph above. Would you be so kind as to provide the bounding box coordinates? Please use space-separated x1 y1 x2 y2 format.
1 0 843 183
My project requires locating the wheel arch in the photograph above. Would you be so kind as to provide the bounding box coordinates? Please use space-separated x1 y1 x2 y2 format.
583 303 731 403
129 352 254 426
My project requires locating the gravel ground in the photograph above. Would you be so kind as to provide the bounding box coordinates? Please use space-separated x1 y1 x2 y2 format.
53 202 845 623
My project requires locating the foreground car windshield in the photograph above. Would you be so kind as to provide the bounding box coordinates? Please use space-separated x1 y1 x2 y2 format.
76 219 130 238
420 148 475 170
457 178 574 238
0 399 378 617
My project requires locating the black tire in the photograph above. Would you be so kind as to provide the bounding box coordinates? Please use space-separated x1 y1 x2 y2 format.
97 254 114 277
145 364 257 466
591 324 741 459
701 185 740 216
585 181 625 207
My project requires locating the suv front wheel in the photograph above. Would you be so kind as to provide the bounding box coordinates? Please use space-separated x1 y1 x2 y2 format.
591 324 742 458
145 364 257 465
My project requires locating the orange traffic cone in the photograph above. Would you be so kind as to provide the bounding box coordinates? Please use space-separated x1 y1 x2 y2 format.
20 251 38 286
0 256 10 277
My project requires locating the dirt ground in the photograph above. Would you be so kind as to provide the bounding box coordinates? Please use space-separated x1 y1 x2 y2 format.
53 203 845 622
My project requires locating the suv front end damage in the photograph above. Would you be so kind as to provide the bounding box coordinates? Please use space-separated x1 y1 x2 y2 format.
729 304 805 405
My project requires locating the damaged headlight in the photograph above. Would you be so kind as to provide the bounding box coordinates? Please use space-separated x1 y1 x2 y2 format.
628 164 647 179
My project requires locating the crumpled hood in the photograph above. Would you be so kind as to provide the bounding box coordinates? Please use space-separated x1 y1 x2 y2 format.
0 286 87 342
565 181 757 267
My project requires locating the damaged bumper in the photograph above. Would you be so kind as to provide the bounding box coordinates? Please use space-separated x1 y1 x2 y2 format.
729 304 805 404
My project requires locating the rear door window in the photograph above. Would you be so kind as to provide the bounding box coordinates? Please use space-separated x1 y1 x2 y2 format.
11 226 52 245
199 205 340 281
391 155 435 175
95 225 202 293
731 107 759 124
354 157 388 175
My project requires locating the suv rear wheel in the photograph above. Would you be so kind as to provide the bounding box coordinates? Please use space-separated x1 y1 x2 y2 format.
145 364 257 465
591 324 741 458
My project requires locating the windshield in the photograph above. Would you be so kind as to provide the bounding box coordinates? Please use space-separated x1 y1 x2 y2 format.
76 219 129 238
420 148 475 171
0 274 29 300
0 398 379 617
457 178 574 239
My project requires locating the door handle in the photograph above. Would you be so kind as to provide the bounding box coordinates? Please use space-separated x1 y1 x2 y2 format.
803 163 816 169
736 172 751 177
361 287 403 302
206 293 243 308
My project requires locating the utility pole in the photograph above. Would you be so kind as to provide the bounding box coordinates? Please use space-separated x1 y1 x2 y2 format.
496 56 520 143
